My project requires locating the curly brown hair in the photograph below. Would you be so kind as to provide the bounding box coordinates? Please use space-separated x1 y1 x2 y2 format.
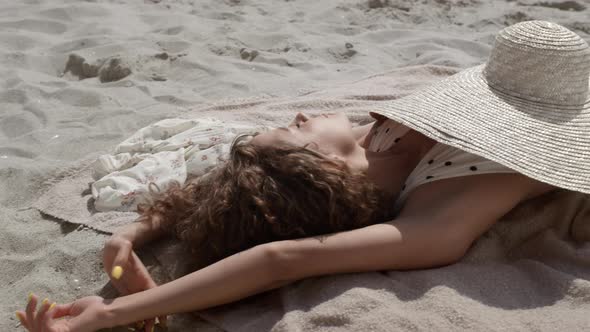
137 134 393 265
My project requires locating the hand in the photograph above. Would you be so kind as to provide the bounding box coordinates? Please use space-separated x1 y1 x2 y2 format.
16 293 110 332
102 235 167 330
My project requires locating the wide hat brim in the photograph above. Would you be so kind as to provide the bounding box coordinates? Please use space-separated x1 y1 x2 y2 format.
372 64 590 194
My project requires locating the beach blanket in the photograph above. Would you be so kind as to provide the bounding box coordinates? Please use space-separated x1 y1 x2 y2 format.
33 65 590 331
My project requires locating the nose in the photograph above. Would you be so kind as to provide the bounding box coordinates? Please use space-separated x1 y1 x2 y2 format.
295 112 310 123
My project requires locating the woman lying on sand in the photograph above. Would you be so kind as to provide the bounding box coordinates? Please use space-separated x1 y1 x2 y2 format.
17 20 590 332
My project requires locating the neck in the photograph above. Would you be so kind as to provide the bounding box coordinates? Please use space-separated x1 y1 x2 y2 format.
343 143 371 172
351 130 437 194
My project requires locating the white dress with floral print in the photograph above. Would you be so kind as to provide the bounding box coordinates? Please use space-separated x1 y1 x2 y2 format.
91 118 265 212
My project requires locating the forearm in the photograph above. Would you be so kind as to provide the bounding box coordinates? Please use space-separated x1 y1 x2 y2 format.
103 244 287 328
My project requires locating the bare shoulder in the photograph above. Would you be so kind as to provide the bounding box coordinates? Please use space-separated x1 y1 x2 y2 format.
397 173 556 237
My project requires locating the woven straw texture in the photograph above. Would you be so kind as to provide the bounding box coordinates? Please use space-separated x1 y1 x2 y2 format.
374 20 590 194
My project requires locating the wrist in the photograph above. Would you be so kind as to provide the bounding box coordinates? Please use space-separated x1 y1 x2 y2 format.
135 214 166 246
112 217 155 246
102 297 132 328
97 299 119 329
102 291 161 328
117 232 136 245
111 223 140 243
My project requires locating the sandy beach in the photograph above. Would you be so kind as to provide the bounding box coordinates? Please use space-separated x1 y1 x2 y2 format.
2 0 589 331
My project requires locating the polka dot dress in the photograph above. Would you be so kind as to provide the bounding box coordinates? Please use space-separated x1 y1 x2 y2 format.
368 119 411 152
367 119 517 212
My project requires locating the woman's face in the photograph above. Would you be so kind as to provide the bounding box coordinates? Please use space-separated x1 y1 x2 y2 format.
252 112 358 158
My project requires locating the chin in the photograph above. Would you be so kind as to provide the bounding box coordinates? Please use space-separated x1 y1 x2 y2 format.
333 112 351 126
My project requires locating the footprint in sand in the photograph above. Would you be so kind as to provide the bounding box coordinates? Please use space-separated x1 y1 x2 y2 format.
569 22 590 34
503 11 535 26
367 0 410 11
98 58 133 83
239 48 259 61
63 54 131 83
524 1 586 11
328 42 358 62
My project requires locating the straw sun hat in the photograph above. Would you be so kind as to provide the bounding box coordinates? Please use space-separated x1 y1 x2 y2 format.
373 20 590 194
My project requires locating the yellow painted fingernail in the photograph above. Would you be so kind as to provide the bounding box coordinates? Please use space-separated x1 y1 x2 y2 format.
49 302 56 310
42 298 49 306
111 266 123 280
15 312 22 322
28 292 33 302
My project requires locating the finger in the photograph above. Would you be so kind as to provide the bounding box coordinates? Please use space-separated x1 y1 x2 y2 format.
25 293 38 331
130 251 155 285
35 298 51 331
49 303 74 320
126 251 157 294
41 303 57 332
107 244 133 296
111 240 133 280
15 311 29 330
107 255 132 296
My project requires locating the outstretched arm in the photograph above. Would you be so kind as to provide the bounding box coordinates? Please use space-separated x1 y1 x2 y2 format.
99 174 542 329
102 215 468 329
